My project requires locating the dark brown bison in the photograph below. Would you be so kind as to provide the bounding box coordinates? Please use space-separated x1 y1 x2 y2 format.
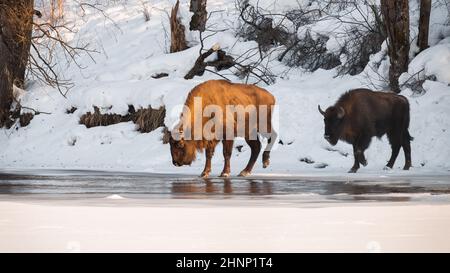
318 88 412 173
164 80 277 178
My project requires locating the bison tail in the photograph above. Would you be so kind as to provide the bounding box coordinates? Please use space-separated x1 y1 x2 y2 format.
406 130 414 141
403 101 413 141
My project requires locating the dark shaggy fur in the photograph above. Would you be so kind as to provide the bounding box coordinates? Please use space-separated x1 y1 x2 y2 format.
319 88 412 173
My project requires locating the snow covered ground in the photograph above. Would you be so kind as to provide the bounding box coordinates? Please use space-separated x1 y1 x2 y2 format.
1 197 450 252
1 0 450 176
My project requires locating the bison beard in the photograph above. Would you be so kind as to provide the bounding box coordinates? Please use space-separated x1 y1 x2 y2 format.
319 89 412 173
164 80 277 178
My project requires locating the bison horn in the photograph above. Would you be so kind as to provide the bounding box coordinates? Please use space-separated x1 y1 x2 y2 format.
318 105 325 116
337 107 345 119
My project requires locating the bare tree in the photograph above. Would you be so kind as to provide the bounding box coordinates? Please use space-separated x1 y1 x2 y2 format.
29 4 97 97
0 0 34 126
170 0 188 53
183 4 276 85
380 0 410 93
0 54 13 127
1 0 105 127
0 0 34 88
50 0 64 23
417 0 431 53
189 0 207 31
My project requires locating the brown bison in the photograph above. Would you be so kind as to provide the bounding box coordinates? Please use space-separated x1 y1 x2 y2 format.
164 80 277 178
318 88 412 173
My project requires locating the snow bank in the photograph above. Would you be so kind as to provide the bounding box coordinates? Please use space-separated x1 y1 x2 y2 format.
401 42 450 84
1 199 450 252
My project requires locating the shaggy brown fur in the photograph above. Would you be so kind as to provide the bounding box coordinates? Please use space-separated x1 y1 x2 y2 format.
319 88 412 173
166 79 277 178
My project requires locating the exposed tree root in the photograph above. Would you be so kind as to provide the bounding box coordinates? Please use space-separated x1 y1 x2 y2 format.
79 105 165 133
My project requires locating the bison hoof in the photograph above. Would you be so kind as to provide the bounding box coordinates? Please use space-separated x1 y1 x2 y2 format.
383 166 392 171
200 172 210 178
262 160 270 168
348 168 358 173
219 172 230 178
238 170 250 177
403 165 411 170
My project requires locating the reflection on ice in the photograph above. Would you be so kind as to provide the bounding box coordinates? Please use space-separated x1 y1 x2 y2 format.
170 179 274 196
0 170 449 203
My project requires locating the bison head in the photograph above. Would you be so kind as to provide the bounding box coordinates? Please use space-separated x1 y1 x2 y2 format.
163 127 197 167
318 105 345 146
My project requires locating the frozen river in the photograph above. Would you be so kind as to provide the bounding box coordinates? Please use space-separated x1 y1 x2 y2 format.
1 169 450 203
2 169 450 252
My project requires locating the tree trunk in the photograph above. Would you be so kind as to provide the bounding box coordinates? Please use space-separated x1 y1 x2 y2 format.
0 0 34 126
170 0 188 53
417 0 431 53
50 0 64 23
380 0 410 93
0 49 13 126
1 0 34 87
189 0 207 32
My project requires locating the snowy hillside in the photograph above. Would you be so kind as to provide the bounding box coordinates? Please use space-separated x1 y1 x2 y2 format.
1 0 450 176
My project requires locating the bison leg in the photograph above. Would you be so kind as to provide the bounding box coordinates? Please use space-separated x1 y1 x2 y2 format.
350 137 370 173
386 145 401 169
349 145 361 173
262 131 277 168
201 145 216 178
361 156 368 166
357 136 371 167
239 138 261 177
220 140 234 177
357 149 368 166
386 132 401 169
402 132 412 170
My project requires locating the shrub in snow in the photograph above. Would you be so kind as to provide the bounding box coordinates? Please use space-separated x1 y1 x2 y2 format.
236 1 290 52
237 0 385 76
140 0 151 22
282 30 341 71
336 23 386 76
401 43 450 84
80 105 165 133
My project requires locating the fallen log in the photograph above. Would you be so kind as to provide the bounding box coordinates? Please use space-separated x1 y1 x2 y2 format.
184 44 234 79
